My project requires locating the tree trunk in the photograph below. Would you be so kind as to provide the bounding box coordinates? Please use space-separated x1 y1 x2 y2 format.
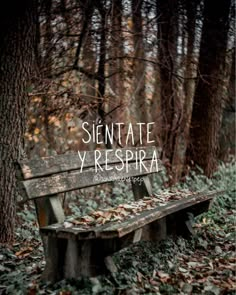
83 25 96 101
42 0 57 152
95 3 112 148
131 0 147 125
108 0 126 123
187 0 231 177
157 0 182 183
0 0 37 243
151 54 162 148
174 0 199 179
109 0 124 100
219 47 235 160
107 0 128 147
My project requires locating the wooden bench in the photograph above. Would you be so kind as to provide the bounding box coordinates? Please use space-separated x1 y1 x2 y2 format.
16 146 220 282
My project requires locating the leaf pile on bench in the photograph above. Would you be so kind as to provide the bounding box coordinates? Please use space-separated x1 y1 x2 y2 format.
64 190 198 229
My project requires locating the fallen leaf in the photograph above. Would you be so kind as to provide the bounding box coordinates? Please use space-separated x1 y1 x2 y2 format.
15 247 33 257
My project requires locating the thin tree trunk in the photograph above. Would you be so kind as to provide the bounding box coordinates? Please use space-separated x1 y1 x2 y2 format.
174 0 199 179
109 0 126 120
109 0 124 99
42 0 57 152
151 53 162 147
131 0 147 125
107 0 128 147
96 4 112 148
219 47 235 160
157 0 182 182
0 0 37 243
83 27 96 100
187 0 231 177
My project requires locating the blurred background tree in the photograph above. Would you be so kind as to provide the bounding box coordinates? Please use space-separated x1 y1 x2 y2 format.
28 0 234 178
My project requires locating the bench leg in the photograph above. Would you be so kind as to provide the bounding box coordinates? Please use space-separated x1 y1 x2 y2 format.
42 236 67 282
64 239 93 277
166 199 213 239
141 217 167 242
64 238 125 277
42 237 122 281
166 211 195 239
43 230 150 281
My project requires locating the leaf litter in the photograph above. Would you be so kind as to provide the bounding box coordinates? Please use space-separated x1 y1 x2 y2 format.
64 190 197 229
0 162 235 294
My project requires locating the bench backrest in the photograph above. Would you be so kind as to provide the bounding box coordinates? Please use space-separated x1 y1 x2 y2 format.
16 146 160 227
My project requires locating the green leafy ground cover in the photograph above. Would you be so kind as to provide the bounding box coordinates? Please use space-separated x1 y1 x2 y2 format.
0 160 235 295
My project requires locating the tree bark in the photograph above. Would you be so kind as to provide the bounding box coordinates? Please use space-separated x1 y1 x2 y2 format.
95 2 112 148
157 0 182 183
83 22 96 101
219 47 235 160
151 53 162 148
108 0 126 124
187 0 231 177
174 0 199 180
109 0 124 100
42 0 57 152
0 0 37 243
131 0 147 125
106 0 129 147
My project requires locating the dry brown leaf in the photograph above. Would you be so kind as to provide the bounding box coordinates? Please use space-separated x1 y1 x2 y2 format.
15 247 33 257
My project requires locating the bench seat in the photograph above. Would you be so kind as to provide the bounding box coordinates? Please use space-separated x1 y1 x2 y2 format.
40 190 220 240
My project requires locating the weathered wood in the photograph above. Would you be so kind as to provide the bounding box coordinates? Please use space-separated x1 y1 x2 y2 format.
64 239 94 278
40 192 220 281
166 210 194 238
133 228 143 242
35 195 65 227
42 236 67 282
18 146 158 179
132 175 152 200
35 195 65 260
99 192 218 239
63 238 121 278
44 232 148 280
40 191 220 240
141 217 167 242
20 160 159 200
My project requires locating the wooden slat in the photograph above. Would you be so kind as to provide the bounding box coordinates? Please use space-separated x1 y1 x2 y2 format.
40 191 221 240
132 175 152 200
18 146 159 180
21 160 160 199
34 196 65 227
99 191 220 238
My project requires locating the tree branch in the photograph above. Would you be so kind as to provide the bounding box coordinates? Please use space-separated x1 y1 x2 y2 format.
106 55 198 80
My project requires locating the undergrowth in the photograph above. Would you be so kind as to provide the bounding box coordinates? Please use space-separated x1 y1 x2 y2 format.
0 160 235 294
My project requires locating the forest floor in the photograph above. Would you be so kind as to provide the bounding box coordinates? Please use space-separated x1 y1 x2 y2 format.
0 161 235 295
